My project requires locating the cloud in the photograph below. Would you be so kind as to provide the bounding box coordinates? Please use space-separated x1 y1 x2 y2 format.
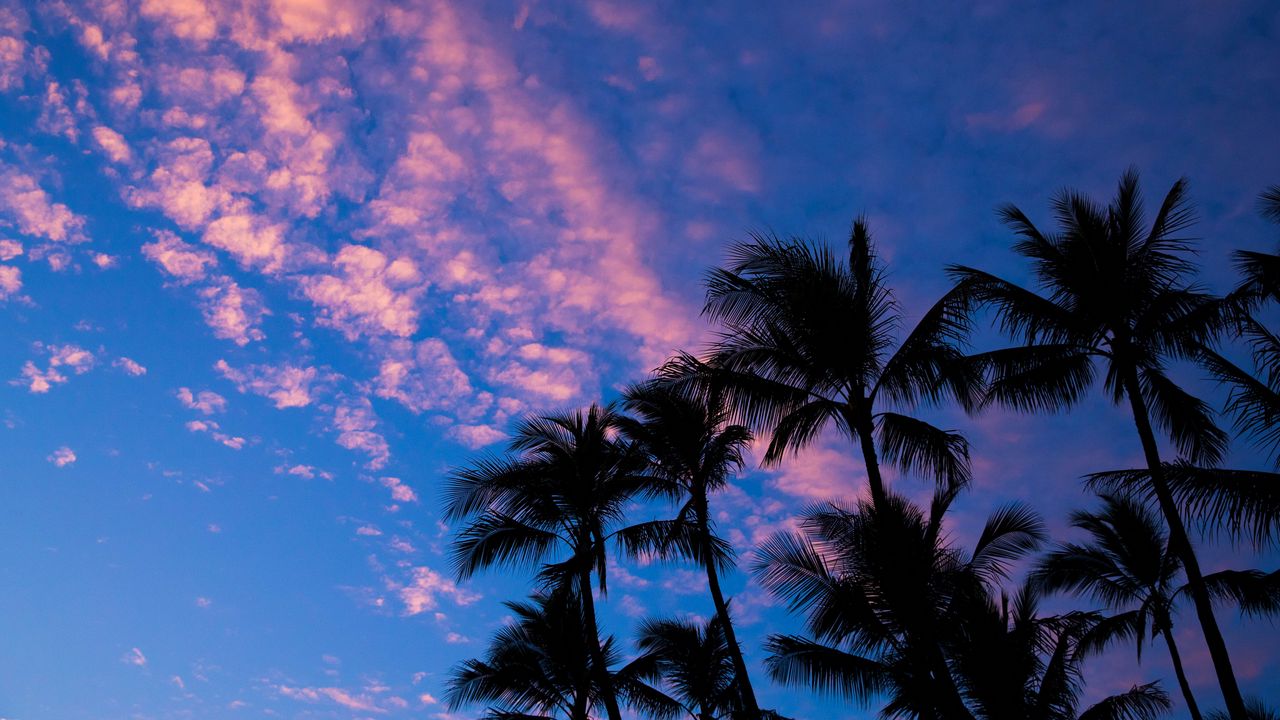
91 125 131 163
275 685 384 714
373 338 472 414
331 396 389 468
0 239 22 260
299 245 421 340
176 387 226 414
47 446 76 467
184 419 246 450
0 165 85 242
121 647 146 667
141 231 217 284
397 566 480 616
0 264 19 299
13 343 95 393
198 279 268 345
139 0 217 41
113 357 146 376
447 423 506 449
201 213 289 273
377 476 417 504
214 359 315 408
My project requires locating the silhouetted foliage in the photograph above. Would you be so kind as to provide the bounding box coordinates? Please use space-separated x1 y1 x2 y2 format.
948 169 1249 718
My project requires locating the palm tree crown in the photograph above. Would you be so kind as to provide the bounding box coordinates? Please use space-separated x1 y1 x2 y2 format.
664 218 978 508
618 384 763 717
753 487 1045 719
444 403 650 720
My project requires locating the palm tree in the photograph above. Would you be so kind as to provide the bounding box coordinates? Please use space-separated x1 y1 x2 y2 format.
1032 494 1205 720
447 591 680 720
753 485 1045 719
951 583 1172 720
947 169 1247 718
617 384 762 717
632 615 742 720
661 218 979 511
444 404 650 720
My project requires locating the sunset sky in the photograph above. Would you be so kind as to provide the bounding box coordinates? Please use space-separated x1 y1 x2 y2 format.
1 1 1279 718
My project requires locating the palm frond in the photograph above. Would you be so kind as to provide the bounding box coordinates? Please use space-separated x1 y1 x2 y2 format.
762 635 890 702
1077 682 1171 720
1139 366 1228 465
875 412 971 487
968 503 1047 583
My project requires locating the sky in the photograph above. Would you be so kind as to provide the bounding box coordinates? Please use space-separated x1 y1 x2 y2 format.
1 1 1279 718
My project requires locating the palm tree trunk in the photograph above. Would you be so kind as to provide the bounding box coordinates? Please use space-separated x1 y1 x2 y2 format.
578 564 624 720
1122 370 1248 720
1158 620 1204 720
570 685 590 720
849 406 889 509
698 501 762 719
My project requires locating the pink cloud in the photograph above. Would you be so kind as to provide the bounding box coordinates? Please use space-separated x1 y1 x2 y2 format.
91 125 131 163
276 685 384 714
121 647 146 667
139 0 217 41
0 165 85 242
299 245 421 340
176 387 226 414
198 279 268 345
47 446 76 467
141 231 217 283
0 264 20 299
377 476 417 504
214 359 315 409
113 357 146 376
13 343 96 393
396 565 480 616
332 396 389 468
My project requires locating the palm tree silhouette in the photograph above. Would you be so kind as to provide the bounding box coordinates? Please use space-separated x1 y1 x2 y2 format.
662 218 978 511
1032 494 1206 720
617 384 763 718
951 583 1171 720
753 486 1045 719
446 590 679 720
947 169 1247 718
444 404 650 720
632 615 743 720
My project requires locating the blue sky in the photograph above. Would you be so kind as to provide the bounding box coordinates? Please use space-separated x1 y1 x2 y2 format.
1 1 1278 718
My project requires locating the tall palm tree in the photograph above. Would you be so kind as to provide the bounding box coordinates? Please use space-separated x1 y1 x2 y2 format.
661 218 979 511
753 486 1045 719
947 169 1247 718
1032 494 1205 720
447 591 680 720
444 404 650 720
951 583 1172 720
617 384 762 718
632 615 742 720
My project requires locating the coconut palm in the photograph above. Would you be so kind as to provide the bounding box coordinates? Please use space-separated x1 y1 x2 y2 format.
447 591 680 720
616 384 761 717
951 583 1171 720
632 615 742 720
753 485 1045 719
947 169 1247 717
444 404 650 720
660 218 979 511
1032 494 1205 720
